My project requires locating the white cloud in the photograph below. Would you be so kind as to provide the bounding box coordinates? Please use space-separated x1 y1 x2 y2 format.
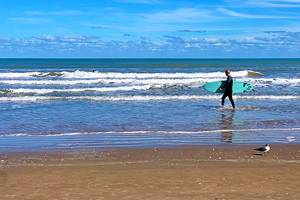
24 11 45 16
217 8 294 19
24 9 92 17
231 0 300 7
8 17 51 24
114 0 162 4
1 31 300 56
50 10 89 16
143 8 215 23
178 30 206 33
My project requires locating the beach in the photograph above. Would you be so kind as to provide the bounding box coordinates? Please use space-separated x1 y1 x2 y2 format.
1 144 300 200
1 0 300 196
1 59 300 199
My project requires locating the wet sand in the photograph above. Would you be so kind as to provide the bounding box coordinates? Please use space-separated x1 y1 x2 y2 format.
1 144 300 200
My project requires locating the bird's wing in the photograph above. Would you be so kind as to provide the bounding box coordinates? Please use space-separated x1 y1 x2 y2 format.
254 147 265 151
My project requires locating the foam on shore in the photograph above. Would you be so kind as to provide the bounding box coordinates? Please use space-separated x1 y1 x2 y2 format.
0 70 261 79
0 95 299 102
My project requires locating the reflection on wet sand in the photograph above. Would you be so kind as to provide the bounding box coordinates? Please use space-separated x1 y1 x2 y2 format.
220 109 235 143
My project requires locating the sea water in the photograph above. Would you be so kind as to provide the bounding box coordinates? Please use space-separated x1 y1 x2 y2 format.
0 59 299 151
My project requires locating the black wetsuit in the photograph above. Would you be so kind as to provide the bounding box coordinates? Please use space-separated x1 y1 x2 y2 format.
221 76 235 108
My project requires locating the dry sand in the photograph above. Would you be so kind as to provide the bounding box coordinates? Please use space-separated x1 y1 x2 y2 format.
0 144 300 200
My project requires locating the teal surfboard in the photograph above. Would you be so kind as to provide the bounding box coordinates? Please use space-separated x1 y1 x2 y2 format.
203 80 254 94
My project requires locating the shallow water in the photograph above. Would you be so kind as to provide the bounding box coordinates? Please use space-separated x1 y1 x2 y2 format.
0 59 300 151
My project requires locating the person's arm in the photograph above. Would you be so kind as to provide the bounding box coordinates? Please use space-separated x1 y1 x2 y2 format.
225 76 233 91
220 77 231 90
226 77 232 86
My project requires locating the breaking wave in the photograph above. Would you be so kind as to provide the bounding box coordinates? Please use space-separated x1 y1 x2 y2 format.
0 69 298 89
0 85 160 94
0 70 263 79
1 70 298 100
1 78 300 87
0 95 299 102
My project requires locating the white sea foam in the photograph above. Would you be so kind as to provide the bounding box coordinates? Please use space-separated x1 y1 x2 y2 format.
0 78 220 86
0 79 102 85
62 70 253 79
1 127 300 137
0 95 299 102
245 78 300 86
3 85 161 94
1 77 300 87
286 136 296 142
0 70 259 79
0 72 39 78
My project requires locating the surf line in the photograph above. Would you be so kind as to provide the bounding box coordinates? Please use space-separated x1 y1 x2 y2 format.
1 95 300 102
0 70 260 79
1 127 300 137
183 127 300 134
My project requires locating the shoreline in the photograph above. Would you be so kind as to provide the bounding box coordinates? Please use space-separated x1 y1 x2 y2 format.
1 144 300 166
1 130 299 153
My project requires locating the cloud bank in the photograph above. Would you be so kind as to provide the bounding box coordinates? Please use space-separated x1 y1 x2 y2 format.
1 31 300 57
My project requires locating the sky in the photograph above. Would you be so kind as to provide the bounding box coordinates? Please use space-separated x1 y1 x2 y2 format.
1 0 300 58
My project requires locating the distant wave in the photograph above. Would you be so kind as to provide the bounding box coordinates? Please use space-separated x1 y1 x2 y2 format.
32 72 63 77
1 127 300 137
4 69 299 89
0 72 37 78
0 79 101 85
61 70 263 79
0 70 262 79
0 85 164 94
1 77 300 87
0 78 206 85
0 95 299 102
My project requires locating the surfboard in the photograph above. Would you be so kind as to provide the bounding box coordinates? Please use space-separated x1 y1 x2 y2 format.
203 80 254 94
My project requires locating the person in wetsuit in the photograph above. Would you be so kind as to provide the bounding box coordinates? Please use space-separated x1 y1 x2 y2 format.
221 70 235 108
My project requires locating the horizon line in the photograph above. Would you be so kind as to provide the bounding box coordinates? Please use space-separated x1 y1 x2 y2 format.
1 57 300 59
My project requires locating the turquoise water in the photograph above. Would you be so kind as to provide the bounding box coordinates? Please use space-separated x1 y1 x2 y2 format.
0 59 300 151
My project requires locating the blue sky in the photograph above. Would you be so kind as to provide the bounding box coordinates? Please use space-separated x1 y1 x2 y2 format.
1 0 300 58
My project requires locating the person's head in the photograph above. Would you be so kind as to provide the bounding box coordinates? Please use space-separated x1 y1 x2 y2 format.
225 69 231 77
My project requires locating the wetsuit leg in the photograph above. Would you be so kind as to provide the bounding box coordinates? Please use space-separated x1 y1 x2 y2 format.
228 92 235 108
221 93 227 106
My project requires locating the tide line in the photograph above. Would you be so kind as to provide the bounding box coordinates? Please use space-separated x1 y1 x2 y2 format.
1 127 300 137
0 95 300 102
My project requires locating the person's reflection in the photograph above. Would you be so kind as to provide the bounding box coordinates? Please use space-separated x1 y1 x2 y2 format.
220 109 235 143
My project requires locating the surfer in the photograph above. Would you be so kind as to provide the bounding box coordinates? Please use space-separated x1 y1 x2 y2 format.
221 70 235 108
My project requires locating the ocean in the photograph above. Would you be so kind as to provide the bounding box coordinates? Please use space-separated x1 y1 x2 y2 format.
0 58 300 152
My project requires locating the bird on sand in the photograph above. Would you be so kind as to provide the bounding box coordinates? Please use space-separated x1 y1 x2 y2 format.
254 144 270 155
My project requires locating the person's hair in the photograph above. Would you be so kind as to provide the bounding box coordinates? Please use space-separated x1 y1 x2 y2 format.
225 69 231 74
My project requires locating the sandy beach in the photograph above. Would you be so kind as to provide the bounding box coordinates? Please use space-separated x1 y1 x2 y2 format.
2 0 300 197
1 144 299 200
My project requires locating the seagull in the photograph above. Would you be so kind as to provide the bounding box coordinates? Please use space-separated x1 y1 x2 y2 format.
254 144 270 155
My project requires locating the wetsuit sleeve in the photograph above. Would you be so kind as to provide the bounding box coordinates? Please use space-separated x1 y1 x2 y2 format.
221 77 230 88
225 77 233 92
226 77 232 85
